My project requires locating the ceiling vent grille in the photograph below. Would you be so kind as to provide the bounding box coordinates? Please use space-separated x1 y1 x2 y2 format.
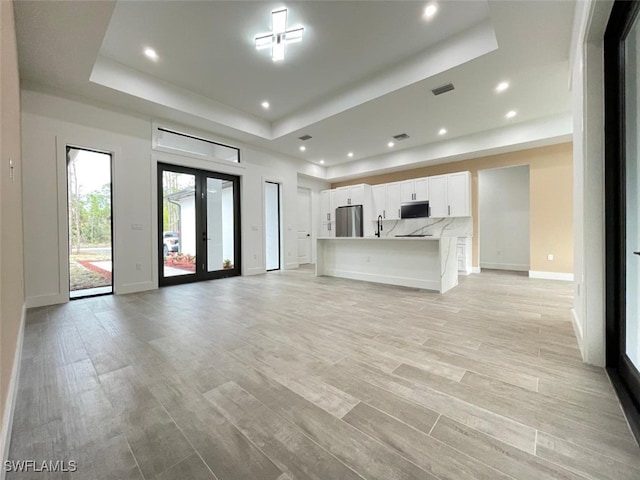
392 133 410 141
298 134 312 141
431 83 455 96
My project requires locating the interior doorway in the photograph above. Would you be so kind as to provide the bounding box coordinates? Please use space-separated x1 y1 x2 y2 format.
265 181 281 271
158 163 241 286
67 146 113 299
297 187 311 264
478 165 530 272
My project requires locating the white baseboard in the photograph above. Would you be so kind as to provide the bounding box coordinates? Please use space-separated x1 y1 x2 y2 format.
571 308 586 362
529 271 574 281
1 305 26 480
245 267 264 276
480 262 529 272
117 281 156 295
284 262 299 270
471 267 481 274
25 293 66 309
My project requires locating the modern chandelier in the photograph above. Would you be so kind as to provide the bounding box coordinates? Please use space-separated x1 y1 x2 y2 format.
255 8 304 62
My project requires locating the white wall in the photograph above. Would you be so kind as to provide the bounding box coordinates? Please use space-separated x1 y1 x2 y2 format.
21 89 321 307
479 165 530 271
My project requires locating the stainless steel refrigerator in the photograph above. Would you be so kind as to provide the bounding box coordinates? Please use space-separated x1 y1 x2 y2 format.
336 205 363 237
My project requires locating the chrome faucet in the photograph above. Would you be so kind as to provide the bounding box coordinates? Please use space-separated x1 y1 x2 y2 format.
376 215 383 237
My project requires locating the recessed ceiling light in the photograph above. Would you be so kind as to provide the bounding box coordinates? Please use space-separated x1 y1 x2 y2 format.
300 145 306 152
505 110 517 119
347 152 354 158
319 160 325 164
438 128 447 135
388 141 395 148
424 4 438 18
495 82 509 93
261 101 270 109
144 47 159 61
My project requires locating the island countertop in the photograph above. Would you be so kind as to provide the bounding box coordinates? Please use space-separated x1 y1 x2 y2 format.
317 236 443 241
316 236 458 293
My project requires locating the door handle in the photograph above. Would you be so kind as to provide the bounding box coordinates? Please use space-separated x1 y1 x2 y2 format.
634 251 640 256
307 234 310 237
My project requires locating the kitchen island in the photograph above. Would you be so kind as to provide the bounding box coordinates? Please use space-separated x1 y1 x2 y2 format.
316 236 458 293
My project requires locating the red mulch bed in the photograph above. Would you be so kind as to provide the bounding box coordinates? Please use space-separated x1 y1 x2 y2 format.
77 260 112 280
164 256 196 272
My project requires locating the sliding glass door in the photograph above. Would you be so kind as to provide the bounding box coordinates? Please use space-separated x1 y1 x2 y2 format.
604 0 640 441
158 163 240 286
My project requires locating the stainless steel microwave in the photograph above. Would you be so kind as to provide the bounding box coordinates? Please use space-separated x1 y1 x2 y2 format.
400 201 430 219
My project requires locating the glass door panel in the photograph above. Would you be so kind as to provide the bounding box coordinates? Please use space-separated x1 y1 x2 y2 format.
625 16 640 370
161 170 197 278
67 147 113 299
265 182 281 271
206 178 235 272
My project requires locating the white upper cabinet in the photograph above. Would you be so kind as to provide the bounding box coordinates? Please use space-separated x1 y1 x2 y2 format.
386 182 402 219
414 178 429 201
320 189 337 222
349 184 365 205
401 177 429 202
335 186 350 207
320 173 470 229
448 172 471 217
428 171 471 217
336 184 367 206
372 185 386 218
428 175 448 217
372 182 402 220
400 180 415 203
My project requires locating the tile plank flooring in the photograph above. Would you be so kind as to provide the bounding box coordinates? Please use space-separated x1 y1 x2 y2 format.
7 267 639 479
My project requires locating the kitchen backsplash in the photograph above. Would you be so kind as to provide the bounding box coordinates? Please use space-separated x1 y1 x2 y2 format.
376 216 473 237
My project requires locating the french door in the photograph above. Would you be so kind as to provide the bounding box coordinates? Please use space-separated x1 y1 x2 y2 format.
604 0 640 441
158 163 241 286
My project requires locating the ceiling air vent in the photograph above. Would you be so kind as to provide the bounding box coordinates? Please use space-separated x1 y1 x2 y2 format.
298 134 312 141
431 83 455 96
392 133 410 141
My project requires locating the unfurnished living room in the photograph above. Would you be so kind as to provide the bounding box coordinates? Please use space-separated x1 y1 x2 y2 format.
1 1 639 479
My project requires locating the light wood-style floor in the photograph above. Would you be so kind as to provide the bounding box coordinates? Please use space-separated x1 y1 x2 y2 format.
7 267 639 480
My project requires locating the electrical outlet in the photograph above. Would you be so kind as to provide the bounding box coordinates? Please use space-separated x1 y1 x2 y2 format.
547 254 554 261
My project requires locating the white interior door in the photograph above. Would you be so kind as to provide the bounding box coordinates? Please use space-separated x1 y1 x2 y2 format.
297 187 311 264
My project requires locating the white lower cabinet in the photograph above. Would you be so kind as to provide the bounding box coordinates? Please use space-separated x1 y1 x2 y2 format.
457 237 472 275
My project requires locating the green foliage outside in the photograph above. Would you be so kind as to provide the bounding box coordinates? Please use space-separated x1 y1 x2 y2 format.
69 183 111 252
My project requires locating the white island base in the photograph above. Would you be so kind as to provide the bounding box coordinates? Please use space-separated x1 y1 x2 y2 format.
316 236 459 293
